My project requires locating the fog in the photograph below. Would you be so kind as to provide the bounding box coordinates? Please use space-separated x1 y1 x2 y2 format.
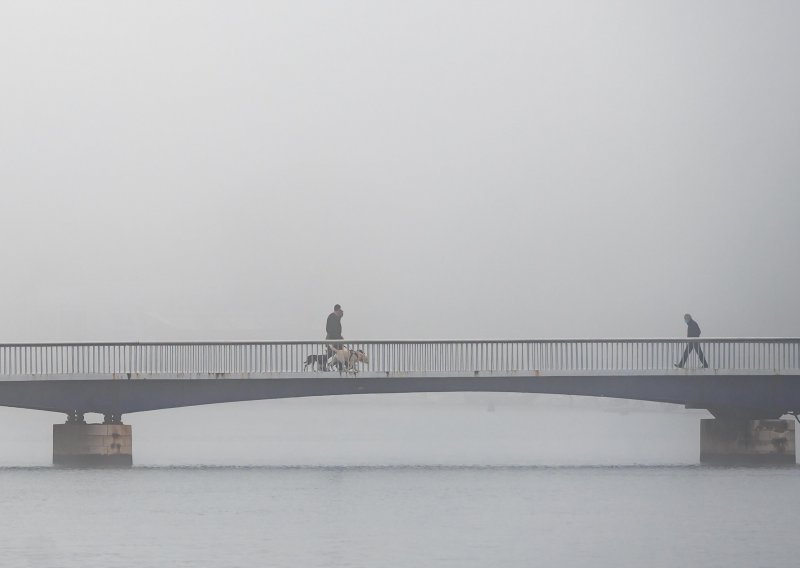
0 2 798 465
0 397 705 467
2 0 798 342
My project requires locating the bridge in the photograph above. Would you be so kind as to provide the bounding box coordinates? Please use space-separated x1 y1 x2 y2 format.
1 338 799 466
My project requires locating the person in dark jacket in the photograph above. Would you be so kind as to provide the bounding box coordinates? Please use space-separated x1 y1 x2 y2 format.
325 304 344 350
675 313 708 368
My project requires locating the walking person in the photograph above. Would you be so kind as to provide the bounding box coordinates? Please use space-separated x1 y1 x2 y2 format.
325 304 344 349
674 313 708 368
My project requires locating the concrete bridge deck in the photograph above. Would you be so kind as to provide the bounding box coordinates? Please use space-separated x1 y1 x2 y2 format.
0 338 797 416
1 339 798 466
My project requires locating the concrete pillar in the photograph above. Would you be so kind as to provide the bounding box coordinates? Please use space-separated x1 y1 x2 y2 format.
53 424 132 467
700 419 795 465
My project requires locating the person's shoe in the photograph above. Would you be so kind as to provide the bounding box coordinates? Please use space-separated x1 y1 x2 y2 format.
674 362 683 368
702 363 709 368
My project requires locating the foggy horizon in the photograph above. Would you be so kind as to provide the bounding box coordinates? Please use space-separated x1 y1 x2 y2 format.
1 1 798 344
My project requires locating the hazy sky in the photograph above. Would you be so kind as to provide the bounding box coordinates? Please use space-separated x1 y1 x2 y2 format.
1 1 798 342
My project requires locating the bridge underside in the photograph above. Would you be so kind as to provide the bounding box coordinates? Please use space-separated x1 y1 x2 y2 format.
1 372 799 419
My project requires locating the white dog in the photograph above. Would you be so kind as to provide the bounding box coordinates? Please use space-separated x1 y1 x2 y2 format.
326 346 369 376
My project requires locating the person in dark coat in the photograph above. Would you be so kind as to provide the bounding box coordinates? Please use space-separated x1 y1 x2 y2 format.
675 313 708 368
325 304 344 351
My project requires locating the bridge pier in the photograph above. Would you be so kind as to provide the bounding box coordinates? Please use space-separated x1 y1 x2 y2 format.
700 419 795 465
53 415 132 467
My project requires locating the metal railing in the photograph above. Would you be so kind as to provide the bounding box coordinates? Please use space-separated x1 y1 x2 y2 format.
0 339 798 377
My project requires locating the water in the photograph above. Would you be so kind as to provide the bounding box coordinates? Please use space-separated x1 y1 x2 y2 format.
1 465 798 568
0 397 798 567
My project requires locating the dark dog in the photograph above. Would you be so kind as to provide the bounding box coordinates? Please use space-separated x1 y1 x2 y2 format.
303 354 329 371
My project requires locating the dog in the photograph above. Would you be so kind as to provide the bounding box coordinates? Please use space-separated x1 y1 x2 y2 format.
326 346 368 376
303 354 330 372
353 350 369 364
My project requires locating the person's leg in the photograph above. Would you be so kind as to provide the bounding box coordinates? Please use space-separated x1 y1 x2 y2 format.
676 344 691 367
331 344 344 373
693 343 709 368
